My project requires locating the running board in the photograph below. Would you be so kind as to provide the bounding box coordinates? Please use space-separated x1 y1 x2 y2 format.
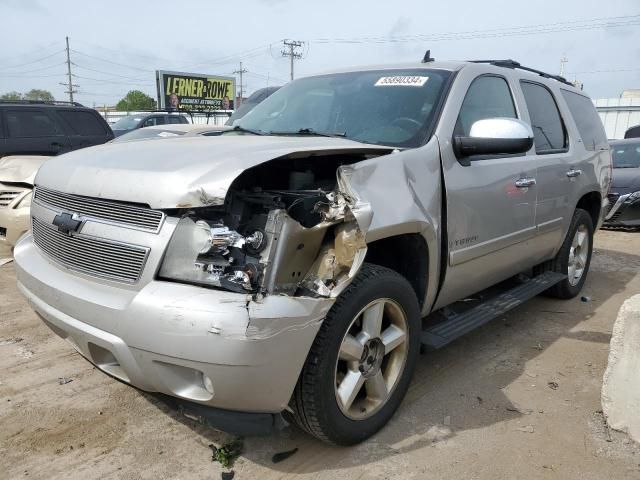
421 271 566 350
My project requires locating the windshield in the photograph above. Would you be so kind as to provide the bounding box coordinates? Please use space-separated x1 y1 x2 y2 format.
612 141 640 168
111 116 143 130
235 69 451 147
111 128 187 143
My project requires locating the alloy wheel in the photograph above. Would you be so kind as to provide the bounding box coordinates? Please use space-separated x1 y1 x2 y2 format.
334 298 409 420
568 224 589 286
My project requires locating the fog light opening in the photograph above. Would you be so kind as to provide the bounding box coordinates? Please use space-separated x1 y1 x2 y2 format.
202 373 215 395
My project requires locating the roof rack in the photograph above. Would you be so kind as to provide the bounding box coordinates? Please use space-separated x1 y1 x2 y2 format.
0 99 85 107
468 59 573 86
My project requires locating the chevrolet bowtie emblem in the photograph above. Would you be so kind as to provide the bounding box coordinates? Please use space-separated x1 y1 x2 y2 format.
52 213 82 235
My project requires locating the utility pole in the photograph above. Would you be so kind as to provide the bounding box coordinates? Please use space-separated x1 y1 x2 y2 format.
559 54 568 77
233 61 247 107
281 39 304 81
60 36 79 103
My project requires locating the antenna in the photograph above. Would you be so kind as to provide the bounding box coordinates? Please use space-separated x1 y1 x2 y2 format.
421 50 435 63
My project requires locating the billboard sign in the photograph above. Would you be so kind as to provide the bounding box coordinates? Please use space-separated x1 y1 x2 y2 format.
156 70 235 111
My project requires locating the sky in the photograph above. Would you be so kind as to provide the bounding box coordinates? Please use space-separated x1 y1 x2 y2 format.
0 0 639 106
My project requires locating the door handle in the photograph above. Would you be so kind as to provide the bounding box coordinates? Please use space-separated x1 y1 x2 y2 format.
515 177 536 188
566 168 582 178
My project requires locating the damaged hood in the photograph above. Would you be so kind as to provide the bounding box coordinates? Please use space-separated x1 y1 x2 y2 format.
0 155 51 185
35 136 392 209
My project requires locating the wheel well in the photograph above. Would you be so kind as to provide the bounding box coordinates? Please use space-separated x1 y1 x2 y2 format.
576 191 601 228
364 234 428 307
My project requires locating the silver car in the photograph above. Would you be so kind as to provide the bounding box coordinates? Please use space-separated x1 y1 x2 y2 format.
14 60 610 445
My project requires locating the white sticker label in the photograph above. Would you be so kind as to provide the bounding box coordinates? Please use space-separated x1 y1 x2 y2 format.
375 76 429 87
158 131 180 137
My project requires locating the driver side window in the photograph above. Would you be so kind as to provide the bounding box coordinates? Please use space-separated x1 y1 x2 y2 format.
456 76 517 136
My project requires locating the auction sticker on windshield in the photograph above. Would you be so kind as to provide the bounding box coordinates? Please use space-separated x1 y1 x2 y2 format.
375 76 429 87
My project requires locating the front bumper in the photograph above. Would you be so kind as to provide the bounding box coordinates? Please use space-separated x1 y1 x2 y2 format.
15 234 333 413
604 192 640 227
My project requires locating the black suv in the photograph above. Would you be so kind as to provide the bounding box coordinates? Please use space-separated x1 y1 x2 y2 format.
0 100 114 158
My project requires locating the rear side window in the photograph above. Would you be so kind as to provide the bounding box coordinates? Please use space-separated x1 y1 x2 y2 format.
520 81 567 153
142 116 166 127
6 110 61 138
58 110 107 136
167 116 184 124
456 75 517 136
561 90 607 151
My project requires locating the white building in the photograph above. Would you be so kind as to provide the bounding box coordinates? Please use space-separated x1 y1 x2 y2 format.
594 90 640 139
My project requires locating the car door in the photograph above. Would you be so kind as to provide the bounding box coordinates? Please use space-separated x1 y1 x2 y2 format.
434 73 538 309
55 109 114 150
3 108 71 156
516 80 573 259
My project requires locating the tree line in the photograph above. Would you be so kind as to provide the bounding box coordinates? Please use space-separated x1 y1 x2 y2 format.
0 89 156 111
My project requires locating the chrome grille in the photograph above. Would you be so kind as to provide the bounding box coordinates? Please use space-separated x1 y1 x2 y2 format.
32 217 149 283
34 186 164 232
0 190 21 208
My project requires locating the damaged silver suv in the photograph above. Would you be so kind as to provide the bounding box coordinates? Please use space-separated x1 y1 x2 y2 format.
14 59 610 445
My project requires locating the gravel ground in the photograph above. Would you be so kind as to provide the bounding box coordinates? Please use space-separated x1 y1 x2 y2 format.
1 230 639 480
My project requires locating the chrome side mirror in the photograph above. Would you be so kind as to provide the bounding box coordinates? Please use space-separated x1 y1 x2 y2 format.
454 118 534 159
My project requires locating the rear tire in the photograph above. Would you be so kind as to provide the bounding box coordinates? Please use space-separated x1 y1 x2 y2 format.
543 208 594 299
290 263 421 445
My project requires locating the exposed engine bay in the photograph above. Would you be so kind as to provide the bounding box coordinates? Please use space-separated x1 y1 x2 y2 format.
159 151 387 296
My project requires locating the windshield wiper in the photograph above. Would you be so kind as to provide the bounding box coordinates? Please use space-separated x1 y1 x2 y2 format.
270 128 347 138
228 125 267 136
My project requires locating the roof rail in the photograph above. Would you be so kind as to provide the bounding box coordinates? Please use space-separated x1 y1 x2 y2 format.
0 99 85 107
468 59 573 86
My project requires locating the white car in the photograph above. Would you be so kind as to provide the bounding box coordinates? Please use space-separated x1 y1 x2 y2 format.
111 124 230 143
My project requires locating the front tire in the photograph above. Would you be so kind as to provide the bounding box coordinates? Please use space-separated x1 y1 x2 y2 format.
544 208 594 299
290 263 421 445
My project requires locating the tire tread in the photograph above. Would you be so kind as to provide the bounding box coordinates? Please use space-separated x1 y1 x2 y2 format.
290 263 417 444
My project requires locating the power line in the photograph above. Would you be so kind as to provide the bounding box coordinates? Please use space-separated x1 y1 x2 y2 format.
0 49 65 70
0 62 66 75
71 39 275 71
71 49 153 73
73 74 154 86
281 39 304 80
0 41 63 63
70 43 274 74
245 70 288 85
2 72 66 78
73 63 152 82
179 43 275 70
568 67 640 75
310 14 640 44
